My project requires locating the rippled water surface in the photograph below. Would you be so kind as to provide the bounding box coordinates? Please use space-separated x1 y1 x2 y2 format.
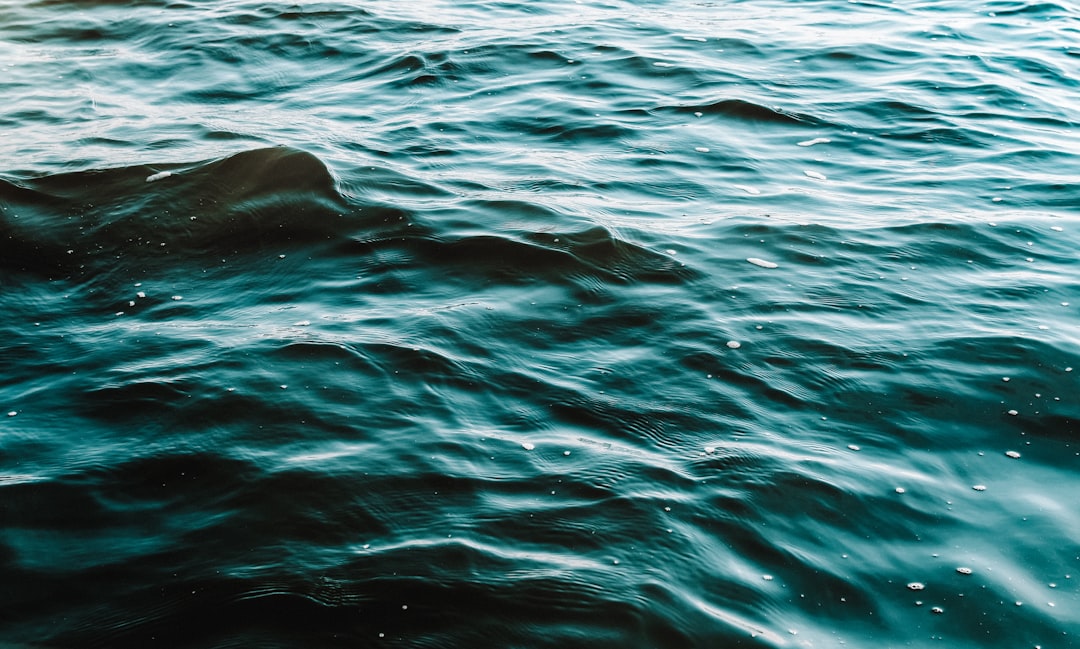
2 1 1078 647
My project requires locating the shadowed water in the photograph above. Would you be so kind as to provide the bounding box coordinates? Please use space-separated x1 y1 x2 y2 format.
1 1 1078 647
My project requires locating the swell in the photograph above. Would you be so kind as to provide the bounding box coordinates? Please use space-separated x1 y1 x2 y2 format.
0 147 349 278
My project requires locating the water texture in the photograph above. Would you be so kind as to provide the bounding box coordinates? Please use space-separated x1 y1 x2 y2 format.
1 1 1078 647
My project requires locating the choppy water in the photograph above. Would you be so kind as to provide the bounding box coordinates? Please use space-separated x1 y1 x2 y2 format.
2 1 1079 647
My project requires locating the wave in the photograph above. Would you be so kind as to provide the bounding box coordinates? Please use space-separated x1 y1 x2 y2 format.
0 147 352 278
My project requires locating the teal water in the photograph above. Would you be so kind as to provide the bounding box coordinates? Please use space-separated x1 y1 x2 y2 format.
2 1 1078 647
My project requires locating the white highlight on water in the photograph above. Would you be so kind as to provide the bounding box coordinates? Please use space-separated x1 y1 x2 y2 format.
803 170 827 180
145 170 172 182
797 137 831 147
747 257 778 268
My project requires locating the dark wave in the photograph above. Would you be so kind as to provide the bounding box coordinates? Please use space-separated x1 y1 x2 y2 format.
661 98 824 126
0 147 350 278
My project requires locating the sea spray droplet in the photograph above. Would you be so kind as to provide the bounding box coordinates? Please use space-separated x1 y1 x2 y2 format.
6 411 16 417
746 257 778 269
1005 450 1021 459
907 582 925 591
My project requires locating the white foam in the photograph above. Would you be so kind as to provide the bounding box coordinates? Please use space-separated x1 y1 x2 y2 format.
522 442 535 451
797 137 831 147
145 170 172 183
695 146 710 153
747 257 778 268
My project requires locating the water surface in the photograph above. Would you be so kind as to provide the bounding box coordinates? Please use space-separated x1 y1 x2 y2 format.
2 1 1078 647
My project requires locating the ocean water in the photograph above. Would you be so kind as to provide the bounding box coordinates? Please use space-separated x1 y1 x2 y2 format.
1 0 1078 647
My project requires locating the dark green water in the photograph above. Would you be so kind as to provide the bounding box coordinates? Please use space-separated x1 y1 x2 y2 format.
1 1 1078 647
